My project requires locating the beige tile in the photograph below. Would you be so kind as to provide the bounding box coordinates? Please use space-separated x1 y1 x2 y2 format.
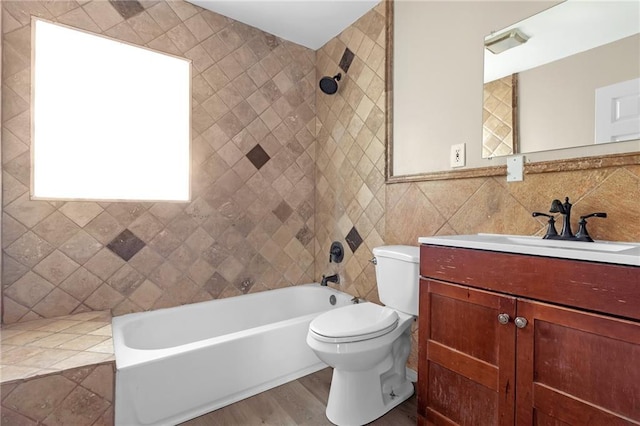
59 267 104 302
88 325 112 337
56 335 109 351
127 10 164 44
31 212 81 247
184 13 213 42
104 20 144 45
19 348 79 369
33 251 79 285
57 5 101 33
5 273 55 309
61 321 106 336
86 339 114 355
58 202 104 228
82 0 124 31
1 344 46 364
129 279 163 310
26 333 79 349
32 289 81 318
146 1 181 31
49 351 113 371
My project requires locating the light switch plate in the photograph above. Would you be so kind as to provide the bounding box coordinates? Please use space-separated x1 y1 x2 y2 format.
507 155 524 182
450 143 465 168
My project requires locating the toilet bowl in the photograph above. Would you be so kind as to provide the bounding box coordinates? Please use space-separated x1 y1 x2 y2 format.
307 245 420 426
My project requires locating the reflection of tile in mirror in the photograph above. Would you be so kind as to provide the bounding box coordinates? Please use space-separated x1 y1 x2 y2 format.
482 74 516 158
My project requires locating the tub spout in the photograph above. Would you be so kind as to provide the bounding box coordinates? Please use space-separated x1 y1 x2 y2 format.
321 274 340 286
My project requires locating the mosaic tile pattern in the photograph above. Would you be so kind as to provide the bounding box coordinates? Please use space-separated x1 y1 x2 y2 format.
2 0 316 323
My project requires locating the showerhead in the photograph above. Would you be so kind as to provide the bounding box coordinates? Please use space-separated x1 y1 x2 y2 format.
319 73 342 95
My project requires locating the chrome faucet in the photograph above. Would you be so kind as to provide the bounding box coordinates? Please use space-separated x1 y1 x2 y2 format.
320 274 340 286
532 196 607 241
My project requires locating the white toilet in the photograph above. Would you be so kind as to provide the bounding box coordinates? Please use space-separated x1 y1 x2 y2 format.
306 245 420 426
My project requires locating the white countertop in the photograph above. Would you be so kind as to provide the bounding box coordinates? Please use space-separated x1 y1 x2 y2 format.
418 234 640 267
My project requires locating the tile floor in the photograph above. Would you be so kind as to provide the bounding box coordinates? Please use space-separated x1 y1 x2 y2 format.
0 311 114 383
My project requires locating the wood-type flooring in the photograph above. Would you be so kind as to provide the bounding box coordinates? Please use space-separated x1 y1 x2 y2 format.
182 367 417 425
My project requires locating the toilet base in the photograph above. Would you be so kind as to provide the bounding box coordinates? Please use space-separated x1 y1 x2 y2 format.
324 328 414 426
325 367 414 426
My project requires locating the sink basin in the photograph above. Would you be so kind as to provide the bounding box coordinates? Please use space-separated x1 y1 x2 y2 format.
501 236 636 252
417 234 640 266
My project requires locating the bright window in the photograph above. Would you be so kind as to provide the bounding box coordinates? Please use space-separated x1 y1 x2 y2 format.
32 19 191 202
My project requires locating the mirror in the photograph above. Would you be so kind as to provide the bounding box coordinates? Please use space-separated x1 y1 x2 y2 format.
483 0 640 158
387 0 640 182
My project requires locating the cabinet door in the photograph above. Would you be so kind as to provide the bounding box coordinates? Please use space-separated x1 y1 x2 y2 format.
418 279 517 426
516 299 640 425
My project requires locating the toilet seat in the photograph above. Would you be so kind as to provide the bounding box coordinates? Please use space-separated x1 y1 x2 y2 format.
309 303 399 343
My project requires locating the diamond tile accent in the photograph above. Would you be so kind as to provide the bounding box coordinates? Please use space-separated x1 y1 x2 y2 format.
108 0 144 20
339 47 355 74
345 226 363 253
272 201 293 223
106 229 146 262
246 144 271 170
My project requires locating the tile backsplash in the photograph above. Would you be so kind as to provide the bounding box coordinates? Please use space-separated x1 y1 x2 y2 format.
2 0 316 323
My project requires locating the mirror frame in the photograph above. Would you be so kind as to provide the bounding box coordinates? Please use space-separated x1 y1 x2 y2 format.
384 0 640 184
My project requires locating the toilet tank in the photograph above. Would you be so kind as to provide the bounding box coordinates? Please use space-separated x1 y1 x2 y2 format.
372 245 420 316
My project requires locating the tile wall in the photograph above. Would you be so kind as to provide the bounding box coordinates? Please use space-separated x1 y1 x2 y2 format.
313 2 387 303
2 0 639 382
2 0 317 323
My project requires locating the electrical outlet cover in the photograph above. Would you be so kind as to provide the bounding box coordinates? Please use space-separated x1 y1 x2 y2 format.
450 143 465 168
507 155 524 182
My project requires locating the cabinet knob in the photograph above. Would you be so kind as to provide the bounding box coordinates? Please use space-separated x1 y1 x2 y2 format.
497 313 510 325
514 317 528 329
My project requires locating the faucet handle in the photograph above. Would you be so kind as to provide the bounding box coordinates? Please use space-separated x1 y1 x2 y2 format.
575 212 607 242
532 212 559 239
580 212 607 220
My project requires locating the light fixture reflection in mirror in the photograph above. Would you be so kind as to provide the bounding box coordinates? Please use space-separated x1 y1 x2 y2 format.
483 0 640 156
484 28 529 54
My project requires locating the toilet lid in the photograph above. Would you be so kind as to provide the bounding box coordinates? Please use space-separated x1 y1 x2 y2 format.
309 303 399 343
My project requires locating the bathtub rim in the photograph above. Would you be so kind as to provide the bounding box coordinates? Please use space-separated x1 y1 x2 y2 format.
112 283 353 370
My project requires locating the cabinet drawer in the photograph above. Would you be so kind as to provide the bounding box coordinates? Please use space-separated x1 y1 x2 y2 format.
420 244 640 321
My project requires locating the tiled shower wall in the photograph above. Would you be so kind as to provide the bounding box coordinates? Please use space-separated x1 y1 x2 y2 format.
313 3 387 303
3 0 640 333
2 0 317 323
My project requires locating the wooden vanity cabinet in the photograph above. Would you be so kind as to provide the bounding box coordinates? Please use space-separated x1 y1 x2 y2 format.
417 244 640 426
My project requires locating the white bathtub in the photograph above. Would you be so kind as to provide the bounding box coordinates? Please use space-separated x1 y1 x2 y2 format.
112 283 353 425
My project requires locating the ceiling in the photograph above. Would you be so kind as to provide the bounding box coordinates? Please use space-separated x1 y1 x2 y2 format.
187 0 379 50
